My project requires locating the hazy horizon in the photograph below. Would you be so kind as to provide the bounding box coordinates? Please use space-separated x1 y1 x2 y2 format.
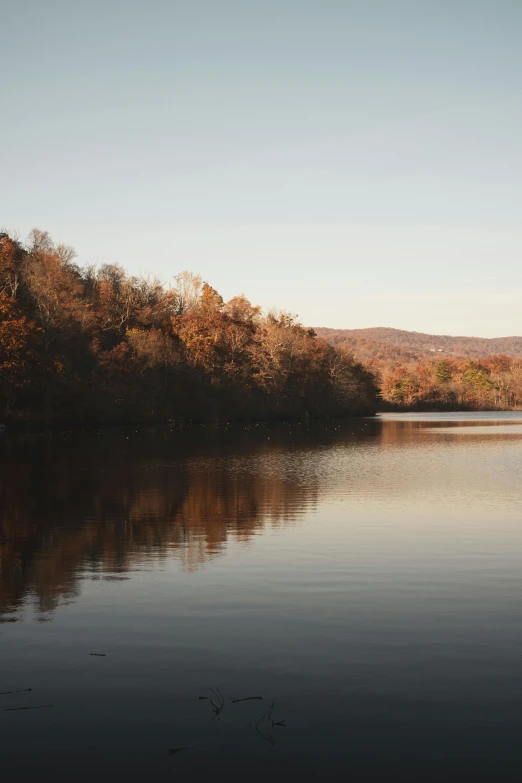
2 0 521 337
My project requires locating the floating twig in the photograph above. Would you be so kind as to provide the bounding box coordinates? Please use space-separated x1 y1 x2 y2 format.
255 703 276 746
208 688 225 719
210 687 223 704
193 689 285 751
89 653 106 657
0 688 32 696
2 704 53 712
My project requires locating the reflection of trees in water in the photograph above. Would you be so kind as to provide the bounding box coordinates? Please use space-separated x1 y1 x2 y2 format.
1 426 351 618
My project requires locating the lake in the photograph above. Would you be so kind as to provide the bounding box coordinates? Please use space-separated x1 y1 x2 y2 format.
1 412 522 781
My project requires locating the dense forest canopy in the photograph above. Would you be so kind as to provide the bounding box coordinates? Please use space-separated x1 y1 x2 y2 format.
0 230 377 424
375 355 522 410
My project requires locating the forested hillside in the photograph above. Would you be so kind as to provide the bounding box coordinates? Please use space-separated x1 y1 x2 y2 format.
316 327 522 362
0 230 377 424
317 328 522 410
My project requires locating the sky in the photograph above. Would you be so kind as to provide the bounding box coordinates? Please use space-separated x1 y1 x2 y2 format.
2 0 521 337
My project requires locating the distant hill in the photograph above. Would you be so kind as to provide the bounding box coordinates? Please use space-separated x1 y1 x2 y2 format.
314 327 522 363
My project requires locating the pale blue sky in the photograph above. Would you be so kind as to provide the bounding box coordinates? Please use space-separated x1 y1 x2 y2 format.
2 0 521 336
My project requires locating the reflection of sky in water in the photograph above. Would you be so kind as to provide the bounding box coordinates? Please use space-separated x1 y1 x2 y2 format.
427 424 522 435
378 411 522 422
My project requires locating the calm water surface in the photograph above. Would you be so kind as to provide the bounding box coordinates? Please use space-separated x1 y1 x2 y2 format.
1 413 522 781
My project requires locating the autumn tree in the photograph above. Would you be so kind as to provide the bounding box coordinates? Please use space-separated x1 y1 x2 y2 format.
0 292 41 415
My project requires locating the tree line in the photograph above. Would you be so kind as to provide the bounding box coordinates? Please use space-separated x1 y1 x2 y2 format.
0 230 377 424
376 356 522 410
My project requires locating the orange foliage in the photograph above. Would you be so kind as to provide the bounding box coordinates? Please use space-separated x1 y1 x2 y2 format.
0 231 377 423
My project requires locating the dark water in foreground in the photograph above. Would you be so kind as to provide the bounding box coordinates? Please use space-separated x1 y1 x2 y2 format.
1 413 522 782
